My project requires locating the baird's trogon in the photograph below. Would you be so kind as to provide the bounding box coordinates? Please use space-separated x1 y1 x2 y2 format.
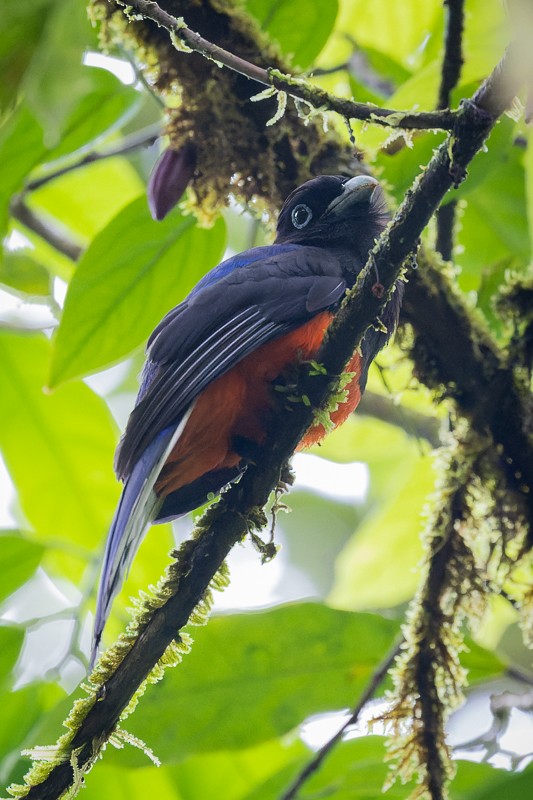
92 174 403 660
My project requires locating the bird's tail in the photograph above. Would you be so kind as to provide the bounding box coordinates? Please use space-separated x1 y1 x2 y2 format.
90 422 186 667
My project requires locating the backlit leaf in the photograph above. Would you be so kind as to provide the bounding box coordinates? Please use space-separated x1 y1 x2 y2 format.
0 331 118 547
49 200 226 385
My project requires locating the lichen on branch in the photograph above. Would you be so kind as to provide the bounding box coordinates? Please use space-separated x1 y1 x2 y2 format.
384 420 528 800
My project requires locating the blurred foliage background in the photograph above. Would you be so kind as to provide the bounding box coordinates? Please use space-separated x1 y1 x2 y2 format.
1 0 533 798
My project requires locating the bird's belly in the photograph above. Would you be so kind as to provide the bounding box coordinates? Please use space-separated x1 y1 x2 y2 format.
154 311 361 495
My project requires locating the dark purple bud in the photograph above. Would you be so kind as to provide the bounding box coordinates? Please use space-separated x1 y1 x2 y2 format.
147 140 197 221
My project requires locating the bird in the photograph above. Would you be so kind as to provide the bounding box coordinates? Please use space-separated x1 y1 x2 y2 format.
92 173 403 662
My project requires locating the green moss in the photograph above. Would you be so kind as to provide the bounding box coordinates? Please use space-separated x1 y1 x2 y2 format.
88 0 356 222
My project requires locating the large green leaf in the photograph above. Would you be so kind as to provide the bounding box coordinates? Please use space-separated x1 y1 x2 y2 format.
49 200 226 386
127 604 398 763
85 740 307 800
0 532 44 604
0 331 118 547
245 0 338 68
126 603 504 764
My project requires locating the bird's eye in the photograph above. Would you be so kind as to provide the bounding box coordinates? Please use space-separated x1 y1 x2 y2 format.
291 204 313 229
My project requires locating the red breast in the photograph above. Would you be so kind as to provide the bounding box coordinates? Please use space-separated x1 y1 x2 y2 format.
155 312 362 495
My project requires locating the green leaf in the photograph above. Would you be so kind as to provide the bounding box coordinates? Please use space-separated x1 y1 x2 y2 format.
77 764 182 800
23 0 98 139
0 105 46 237
247 737 518 800
128 604 398 763
0 686 45 783
348 46 412 105
46 68 141 161
245 0 338 68
385 59 441 114
462 638 506 685
450 116 517 204
49 200 226 386
0 626 25 687
375 130 447 205
455 763 533 800
0 532 44 605
335 0 441 69
0 0 56 112
457 142 529 289
0 331 118 547
329 452 433 610
167 739 308 800
461 0 508 85
94 739 307 799
30 156 144 244
0 249 51 296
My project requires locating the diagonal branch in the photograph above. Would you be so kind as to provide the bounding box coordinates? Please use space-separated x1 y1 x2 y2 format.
119 0 457 131
13 44 524 800
24 123 161 194
356 391 442 447
279 638 403 800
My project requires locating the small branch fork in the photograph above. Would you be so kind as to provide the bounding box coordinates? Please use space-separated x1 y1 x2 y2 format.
120 0 456 132
15 38 525 800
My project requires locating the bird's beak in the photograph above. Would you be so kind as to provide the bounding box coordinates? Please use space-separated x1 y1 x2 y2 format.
325 175 379 216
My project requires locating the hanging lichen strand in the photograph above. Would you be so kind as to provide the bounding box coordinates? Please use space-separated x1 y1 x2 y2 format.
382 419 528 800
88 0 357 223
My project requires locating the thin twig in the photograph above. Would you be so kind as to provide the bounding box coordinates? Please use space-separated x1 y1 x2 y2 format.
120 0 457 131
9 125 161 262
435 0 465 260
10 196 83 262
357 391 442 447
24 123 161 194
279 638 403 800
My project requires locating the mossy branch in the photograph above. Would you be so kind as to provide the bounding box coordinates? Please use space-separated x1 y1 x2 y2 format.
9 43 524 800
384 435 482 800
402 251 533 536
118 0 457 131
384 416 528 800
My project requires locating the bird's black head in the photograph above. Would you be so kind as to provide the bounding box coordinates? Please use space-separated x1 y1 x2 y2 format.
275 174 389 263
